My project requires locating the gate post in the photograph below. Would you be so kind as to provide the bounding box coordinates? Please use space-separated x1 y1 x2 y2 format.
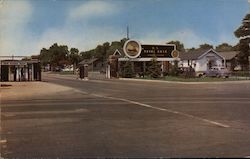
83 64 88 80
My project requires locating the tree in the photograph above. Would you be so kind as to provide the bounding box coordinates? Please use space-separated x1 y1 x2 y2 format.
234 13 250 71
39 43 70 71
121 60 134 78
147 57 161 78
198 43 213 50
215 43 234 52
39 48 51 66
69 48 80 73
166 41 185 52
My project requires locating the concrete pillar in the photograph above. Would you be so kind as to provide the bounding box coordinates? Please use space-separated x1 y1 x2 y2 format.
31 64 34 81
161 61 164 77
143 61 146 73
131 62 135 74
25 66 28 81
83 64 88 80
106 65 110 79
8 66 11 81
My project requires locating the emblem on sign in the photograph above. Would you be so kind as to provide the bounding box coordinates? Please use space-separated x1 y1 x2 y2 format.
123 40 142 58
171 50 179 58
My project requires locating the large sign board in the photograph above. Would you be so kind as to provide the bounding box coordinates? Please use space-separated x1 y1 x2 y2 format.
123 40 178 58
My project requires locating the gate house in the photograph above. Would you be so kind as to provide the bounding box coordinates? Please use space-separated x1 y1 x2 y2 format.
0 57 41 82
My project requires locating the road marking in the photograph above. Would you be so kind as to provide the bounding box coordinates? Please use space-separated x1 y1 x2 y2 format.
91 94 230 128
2 109 89 117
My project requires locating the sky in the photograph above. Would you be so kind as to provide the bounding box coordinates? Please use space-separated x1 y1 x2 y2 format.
0 0 249 56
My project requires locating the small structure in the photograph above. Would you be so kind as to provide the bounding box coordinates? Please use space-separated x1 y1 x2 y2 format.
78 61 89 80
179 49 225 76
79 58 103 72
0 56 41 82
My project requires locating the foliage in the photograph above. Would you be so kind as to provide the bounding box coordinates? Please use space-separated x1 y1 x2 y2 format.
234 13 250 71
166 40 185 52
198 43 213 50
215 43 234 52
39 38 128 71
79 38 128 61
69 48 80 65
39 43 70 70
169 60 179 76
147 57 161 78
121 60 134 78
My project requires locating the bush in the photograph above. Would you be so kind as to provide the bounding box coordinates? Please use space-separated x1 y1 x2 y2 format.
121 61 134 78
147 58 161 78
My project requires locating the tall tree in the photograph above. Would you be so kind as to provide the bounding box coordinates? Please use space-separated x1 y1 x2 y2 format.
39 43 70 71
69 48 80 73
234 13 250 71
166 41 185 52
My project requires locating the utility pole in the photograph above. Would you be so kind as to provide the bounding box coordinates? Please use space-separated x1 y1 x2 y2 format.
127 26 129 39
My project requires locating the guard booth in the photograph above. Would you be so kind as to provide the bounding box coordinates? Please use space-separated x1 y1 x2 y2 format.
0 58 41 82
107 55 119 78
78 62 88 80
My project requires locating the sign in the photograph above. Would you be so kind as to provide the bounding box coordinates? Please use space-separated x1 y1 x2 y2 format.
1 60 27 66
140 44 176 58
123 39 178 58
123 40 142 58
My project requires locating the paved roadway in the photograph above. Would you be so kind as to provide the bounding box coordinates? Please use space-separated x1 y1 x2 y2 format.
1 73 250 158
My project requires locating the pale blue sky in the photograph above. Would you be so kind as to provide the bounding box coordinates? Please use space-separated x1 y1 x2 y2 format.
0 0 249 56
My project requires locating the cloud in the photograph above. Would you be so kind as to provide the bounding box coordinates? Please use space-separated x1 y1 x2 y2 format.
0 0 123 56
139 29 214 48
36 1 124 52
218 32 238 46
0 0 35 56
36 26 124 52
68 1 118 21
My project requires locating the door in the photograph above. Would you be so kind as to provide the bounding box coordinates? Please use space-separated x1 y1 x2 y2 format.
1 65 9 81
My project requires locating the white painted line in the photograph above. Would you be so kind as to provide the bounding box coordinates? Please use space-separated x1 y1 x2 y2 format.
91 93 230 128
2 109 89 116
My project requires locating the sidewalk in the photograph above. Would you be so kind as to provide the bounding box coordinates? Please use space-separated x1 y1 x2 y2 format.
0 81 73 101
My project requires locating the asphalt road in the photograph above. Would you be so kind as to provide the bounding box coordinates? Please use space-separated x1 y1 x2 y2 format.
1 73 250 158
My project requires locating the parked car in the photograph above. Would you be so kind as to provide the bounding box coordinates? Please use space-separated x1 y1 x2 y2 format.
205 66 230 78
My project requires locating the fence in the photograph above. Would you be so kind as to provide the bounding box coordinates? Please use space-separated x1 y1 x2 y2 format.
230 71 250 80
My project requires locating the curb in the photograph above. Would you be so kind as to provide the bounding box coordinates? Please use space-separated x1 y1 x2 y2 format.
118 78 250 84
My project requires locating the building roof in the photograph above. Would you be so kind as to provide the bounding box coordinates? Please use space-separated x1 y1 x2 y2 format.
113 48 125 56
217 51 239 60
78 58 99 65
179 49 211 60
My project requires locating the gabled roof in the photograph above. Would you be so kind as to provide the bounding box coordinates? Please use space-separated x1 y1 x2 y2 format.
179 49 224 60
113 48 125 57
217 51 239 60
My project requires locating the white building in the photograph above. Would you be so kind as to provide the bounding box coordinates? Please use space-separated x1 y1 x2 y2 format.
179 49 225 75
